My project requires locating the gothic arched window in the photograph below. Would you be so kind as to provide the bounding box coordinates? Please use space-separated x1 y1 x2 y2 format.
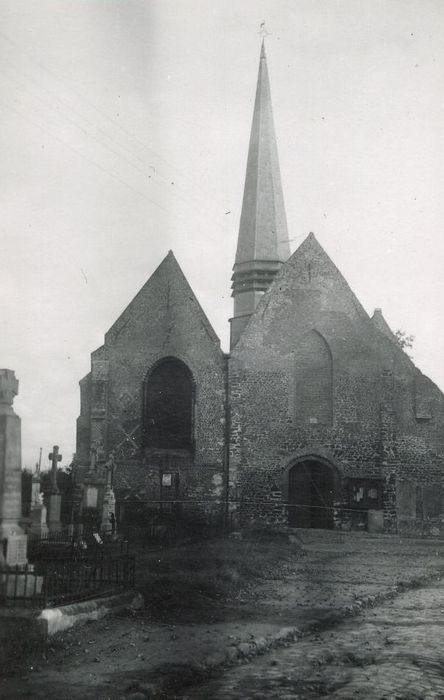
294 331 333 425
144 358 194 449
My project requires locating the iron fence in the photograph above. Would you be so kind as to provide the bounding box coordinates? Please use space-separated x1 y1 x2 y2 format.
27 530 129 561
0 553 135 608
0 564 43 606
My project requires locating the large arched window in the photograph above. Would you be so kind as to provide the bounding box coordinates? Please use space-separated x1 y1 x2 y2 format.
144 358 194 449
294 331 333 425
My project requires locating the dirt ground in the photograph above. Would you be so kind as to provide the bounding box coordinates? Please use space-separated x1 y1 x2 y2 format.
183 579 444 699
1 530 444 699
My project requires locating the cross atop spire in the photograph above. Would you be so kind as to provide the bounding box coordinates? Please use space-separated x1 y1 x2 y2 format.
258 21 269 40
230 41 290 348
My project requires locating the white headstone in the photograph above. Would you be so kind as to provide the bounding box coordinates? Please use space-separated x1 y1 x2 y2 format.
86 486 98 508
6 532 27 567
30 502 48 537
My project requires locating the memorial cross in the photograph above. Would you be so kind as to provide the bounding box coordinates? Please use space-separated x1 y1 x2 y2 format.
258 21 270 39
49 445 62 490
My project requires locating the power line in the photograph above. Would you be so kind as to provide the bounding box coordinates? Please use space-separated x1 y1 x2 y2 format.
0 30 200 188
3 95 226 238
0 61 207 217
0 29 238 246
1 97 170 214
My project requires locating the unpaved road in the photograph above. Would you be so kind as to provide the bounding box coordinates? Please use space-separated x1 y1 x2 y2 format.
2 532 444 699
182 579 444 699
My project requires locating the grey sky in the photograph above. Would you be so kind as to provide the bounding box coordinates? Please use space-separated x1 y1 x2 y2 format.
1 0 443 468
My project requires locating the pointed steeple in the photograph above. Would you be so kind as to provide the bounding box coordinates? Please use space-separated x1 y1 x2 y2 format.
230 41 290 348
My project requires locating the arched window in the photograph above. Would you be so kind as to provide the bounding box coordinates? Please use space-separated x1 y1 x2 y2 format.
294 331 333 425
144 358 193 449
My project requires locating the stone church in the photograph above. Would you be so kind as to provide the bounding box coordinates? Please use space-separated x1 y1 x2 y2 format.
75 43 444 534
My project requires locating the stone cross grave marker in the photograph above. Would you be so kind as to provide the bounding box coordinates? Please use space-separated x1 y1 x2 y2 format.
47 445 62 532
49 445 62 492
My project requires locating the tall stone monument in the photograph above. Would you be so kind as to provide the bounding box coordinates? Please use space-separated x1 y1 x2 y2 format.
0 370 24 539
47 445 63 533
0 369 27 565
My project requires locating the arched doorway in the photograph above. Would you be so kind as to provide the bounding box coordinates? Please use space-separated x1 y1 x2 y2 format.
288 459 336 529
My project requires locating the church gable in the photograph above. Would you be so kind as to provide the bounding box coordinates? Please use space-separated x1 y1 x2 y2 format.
232 232 374 366
77 250 226 474
230 232 444 428
103 252 224 458
105 250 221 354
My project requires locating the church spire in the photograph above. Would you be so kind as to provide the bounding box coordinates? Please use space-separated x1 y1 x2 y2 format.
230 41 290 349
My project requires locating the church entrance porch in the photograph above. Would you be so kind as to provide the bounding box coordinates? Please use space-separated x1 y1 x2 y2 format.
288 459 336 529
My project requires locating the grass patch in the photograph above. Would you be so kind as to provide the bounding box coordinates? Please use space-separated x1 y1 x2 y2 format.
136 535 305 622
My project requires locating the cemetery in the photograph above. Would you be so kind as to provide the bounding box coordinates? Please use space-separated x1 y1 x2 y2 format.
0 368 136 617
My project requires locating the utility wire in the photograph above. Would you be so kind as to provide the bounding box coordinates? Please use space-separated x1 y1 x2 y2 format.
0 56 196 195
0 98 170 214
0 30 202 188
1 91 229 234
0 62 208 217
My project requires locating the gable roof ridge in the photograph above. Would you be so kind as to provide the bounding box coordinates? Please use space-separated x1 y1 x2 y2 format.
290 232 370 320
106 251 220 346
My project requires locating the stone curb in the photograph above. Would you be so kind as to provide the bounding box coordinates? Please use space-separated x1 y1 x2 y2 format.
38 589 143 636
200 570 444 670
129 568 444 698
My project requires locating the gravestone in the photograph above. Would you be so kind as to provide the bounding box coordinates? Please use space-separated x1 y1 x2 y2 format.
31 469 41 506
85 485 98 508
6 531 28 567
0 371 37 600
30 493 48 538
47 445 62 533
30 468 48 537
0 373 46 602
2 533 43 598
0 370 25 550
100 454 117 535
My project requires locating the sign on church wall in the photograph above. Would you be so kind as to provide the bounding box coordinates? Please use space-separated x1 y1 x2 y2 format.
162 473 172 487
85 486 98 508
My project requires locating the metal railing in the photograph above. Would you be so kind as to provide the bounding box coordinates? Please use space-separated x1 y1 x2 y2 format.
0 564 44 606
27 530 129 561
0 553 135 608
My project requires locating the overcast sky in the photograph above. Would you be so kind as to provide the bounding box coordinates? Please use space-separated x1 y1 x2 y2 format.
1 0 443 469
